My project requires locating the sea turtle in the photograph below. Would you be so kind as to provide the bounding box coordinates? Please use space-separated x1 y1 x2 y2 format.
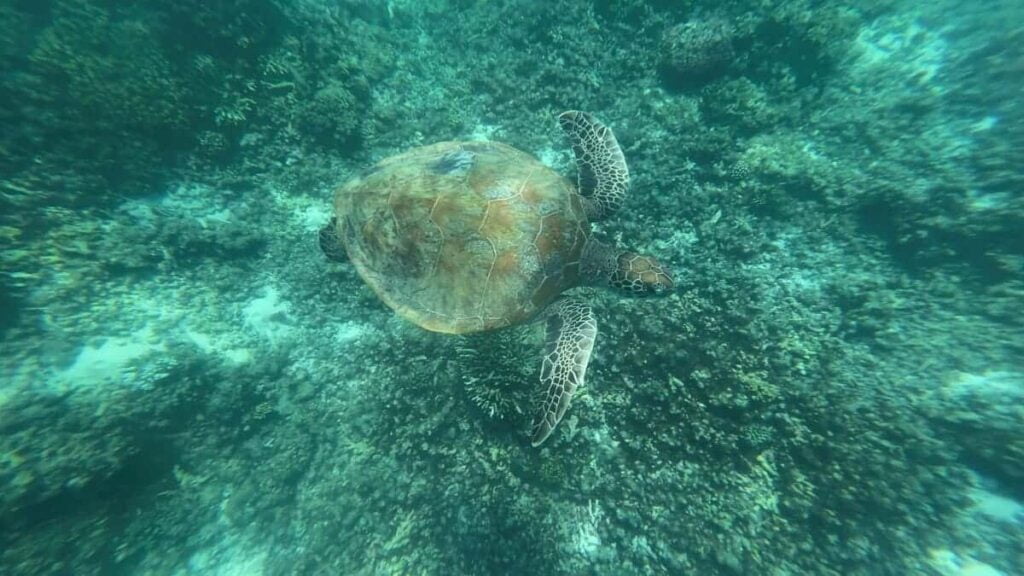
319 111 673 445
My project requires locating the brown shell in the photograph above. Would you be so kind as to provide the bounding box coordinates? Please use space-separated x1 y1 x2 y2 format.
333 141 589 334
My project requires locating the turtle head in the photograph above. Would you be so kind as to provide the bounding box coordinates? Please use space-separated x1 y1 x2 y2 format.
610 251 674 295
319 217 348 263
581 239 674 295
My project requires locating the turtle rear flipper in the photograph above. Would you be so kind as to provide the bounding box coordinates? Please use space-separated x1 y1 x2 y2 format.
531 298 597 446
558 110 629 221
319 217 347 262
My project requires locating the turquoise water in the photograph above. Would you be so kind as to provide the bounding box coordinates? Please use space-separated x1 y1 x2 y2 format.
1 1 1021 574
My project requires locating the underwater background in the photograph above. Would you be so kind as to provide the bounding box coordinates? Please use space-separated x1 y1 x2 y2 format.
1 0 1022 574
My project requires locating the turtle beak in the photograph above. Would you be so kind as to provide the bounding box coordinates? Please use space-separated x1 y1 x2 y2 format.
632 254 674 295
645 262 674 294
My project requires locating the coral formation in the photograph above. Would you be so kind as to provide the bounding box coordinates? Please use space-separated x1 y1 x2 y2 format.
927 372 1024 495
660 18 736 88
1 0 1022 574
297 82 365 148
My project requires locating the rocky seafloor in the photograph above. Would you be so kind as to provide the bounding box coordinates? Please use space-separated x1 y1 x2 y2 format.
1 0 1022 574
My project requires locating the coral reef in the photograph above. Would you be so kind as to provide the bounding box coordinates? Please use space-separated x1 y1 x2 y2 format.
297 82 366 149
1 0 1022 575
927 372 1024 496
660 18 736 88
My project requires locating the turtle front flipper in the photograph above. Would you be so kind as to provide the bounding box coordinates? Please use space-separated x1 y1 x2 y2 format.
318 217 347 262
558 110 629 221
531 298 597 446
